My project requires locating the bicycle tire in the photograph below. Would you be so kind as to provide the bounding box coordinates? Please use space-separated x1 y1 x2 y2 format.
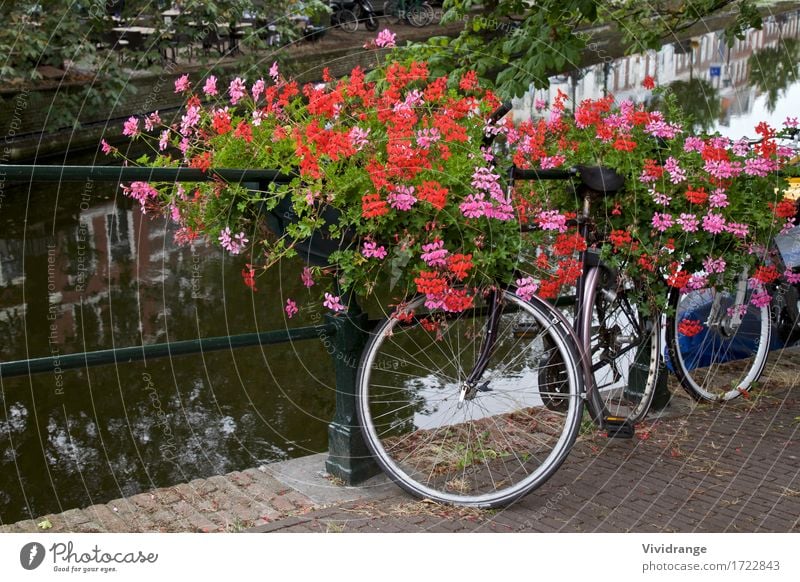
665 281 771 402
356 289 584 508
337 8 359 32
582 266 660 423
406 4 432 27
364 13 379 31
382 0 403 24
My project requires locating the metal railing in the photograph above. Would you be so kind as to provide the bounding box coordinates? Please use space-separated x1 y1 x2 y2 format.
0 164 380 484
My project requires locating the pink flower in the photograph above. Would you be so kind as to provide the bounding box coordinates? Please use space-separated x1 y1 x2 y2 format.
285 299 298 319
683 136 704 153
387 186 417 211
676 213 699 232
702 212 726 234
349 126 371 150
536 210 568 232
540 155 566 169
744 157 775 177
534 98 547 111
229 77 247 105
251 78 265 101
651 190 671 205
416 127 440 149
122 116 139 137
301 267 315 287
218 227 248 255
709 189 729 208
158 130 169 151
732 138 751 157
144 111 161 132
515 277 539 302
174 74 191 93
726 222 749 238
645 120 682 139
703 257 726 274
651 212 673 232
784 117 799 129
664 157 686 183
460 194 488 219
203 75 218 96
784 269 800 284
269 61 279 81
100 139 114 154
122 182 159 211
750 290 771 308
324 292 346 312
687 274 707 290
362 241 387 259
421 240 448 267
704 159 742 180
375 29 396 48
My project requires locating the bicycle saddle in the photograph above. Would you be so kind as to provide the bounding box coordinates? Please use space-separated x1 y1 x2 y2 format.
576 165 625 194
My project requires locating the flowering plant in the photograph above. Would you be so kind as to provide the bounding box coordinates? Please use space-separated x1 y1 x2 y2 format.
114 31 798 318
508 86 799 311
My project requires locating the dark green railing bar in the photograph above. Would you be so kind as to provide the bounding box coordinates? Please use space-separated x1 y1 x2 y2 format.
0 165 295 184
0 324 336 379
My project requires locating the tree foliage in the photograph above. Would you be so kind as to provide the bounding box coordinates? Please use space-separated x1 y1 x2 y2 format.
406 0 764 99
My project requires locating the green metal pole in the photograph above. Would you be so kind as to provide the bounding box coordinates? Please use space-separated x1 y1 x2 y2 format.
0 324 336 379
0 165 294 184
323 308 380 484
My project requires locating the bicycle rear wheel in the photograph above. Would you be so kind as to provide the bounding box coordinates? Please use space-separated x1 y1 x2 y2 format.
665 282 771 402
336 8 359 32
582 267 660 423
357 289 584 508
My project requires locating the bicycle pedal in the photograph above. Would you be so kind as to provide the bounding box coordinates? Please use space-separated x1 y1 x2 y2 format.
604 417 635 439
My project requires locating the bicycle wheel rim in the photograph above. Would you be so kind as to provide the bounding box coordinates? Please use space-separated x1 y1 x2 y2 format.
339 9 358 31
667 286 771 401
357 290 583 508
582 267 660 423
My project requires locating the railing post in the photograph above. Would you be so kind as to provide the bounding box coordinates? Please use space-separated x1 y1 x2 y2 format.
324 307 381 484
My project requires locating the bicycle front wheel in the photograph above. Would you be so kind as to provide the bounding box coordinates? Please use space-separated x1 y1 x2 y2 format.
337 8 359 32
582 267 661 423
357 289 584 508
665 284 771 402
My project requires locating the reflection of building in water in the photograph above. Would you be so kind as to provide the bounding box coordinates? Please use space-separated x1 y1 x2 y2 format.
0 198 211 351
518 10 800 126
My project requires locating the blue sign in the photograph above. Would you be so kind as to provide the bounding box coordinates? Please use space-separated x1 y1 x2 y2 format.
710 66 721 77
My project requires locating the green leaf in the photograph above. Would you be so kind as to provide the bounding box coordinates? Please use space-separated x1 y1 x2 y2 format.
38 519 53 530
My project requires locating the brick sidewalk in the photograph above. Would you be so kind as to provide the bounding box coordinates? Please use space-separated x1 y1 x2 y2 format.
251 350 800 533
3 349 798 534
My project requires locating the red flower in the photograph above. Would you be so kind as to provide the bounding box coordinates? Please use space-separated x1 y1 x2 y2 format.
666 264 691 289
609 229 633 249
613 137 637 152
772 199 797 219
414 271 448 295
637 254 655 272
234 121 253 143
553 232 587 255
417 181 448 210
189 151 212 172
443 288 474 312
362 193 389 219
448 253 473 281
754 265 780 284
458 70 479 91
642 75 656 90
242 264 257 292
677 319 703 337
684 186 708 205
212 109 232 135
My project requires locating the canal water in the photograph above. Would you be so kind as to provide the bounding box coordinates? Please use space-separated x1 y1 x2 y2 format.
1 9 799 524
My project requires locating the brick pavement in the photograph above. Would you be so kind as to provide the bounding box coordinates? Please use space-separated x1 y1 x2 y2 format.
2 349 798 534
251 349 800 533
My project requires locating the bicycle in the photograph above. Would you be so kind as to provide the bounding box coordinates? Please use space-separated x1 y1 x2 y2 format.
331 0 379 32
663 132 800 402
354 102 661 507
382 0 435 27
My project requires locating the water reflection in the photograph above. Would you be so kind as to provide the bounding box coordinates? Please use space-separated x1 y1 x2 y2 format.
0 178 334 523
517 8 800 137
